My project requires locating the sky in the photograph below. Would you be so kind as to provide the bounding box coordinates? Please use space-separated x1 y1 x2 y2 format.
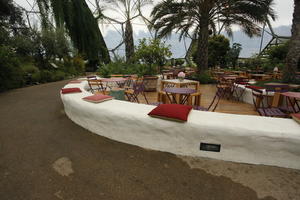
14 0 295 35
13 0 294 57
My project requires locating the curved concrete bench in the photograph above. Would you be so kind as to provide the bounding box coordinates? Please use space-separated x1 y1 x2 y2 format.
61 81 300 170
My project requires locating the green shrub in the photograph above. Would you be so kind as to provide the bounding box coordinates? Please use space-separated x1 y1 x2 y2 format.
134 38 172 67
31 71 41 83
0 46 25 92
73 56 85 74
97 61 154 77
40 70 53 83
52 70 66 81
21 63 41 84
187 71 216 84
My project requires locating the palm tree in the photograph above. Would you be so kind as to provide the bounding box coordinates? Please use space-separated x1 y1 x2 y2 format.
283 0 300 82
151 0 275 73
99 0 152 62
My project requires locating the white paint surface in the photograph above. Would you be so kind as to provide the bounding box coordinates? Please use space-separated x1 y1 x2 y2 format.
61 81 300 170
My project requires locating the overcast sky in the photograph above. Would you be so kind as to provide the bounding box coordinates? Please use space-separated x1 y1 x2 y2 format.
14 0 294 35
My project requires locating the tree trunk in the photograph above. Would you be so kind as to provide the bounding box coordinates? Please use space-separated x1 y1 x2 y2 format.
283 0 300 82
125 20 134 62
196 16 209 73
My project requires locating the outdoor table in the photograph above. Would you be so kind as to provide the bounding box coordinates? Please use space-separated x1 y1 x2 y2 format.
100 78 128 88
160 79 200 91
223 76 237 81
159 79 200 105
264 83 289 107
162 72 174 79
249 74 269 80
164 87 196 105
281 92 300 113
214 71 225 74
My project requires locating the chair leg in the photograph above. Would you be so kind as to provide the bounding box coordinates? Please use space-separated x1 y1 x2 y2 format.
134 94 140 103
142 92 149 104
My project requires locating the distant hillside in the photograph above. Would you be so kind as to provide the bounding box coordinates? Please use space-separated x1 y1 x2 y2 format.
104 25 291 59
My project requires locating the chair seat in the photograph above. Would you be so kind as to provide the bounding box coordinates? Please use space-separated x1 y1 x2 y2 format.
190 92 201 96
149 102 163 106
193 106 208 111
125 89 134 95
279 106 298 113
258 108 287 117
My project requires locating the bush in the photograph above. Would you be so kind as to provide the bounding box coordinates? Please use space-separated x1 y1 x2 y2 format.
0 46 25 92
21 63 41 84
134 38 172 67
52 70 66 81
73 56 85 74
97 61 151 77
40 70 53 83
187 71 216 84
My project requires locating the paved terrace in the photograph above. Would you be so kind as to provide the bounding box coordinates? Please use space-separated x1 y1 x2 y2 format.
0 80 299 200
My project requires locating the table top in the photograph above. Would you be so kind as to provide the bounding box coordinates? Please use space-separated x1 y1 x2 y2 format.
251 74 268 77
281 92 300 99
162 79 199 84
100 78 127 82
232 71 244 73
264 82 288 86
214 71 225 74
223 76 237 79
164 87 196 95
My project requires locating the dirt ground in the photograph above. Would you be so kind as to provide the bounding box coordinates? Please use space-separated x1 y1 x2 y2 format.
0 80 299 200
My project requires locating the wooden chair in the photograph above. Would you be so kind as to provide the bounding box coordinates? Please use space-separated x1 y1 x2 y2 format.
193 86 222 112
125 79 149 104
87 79 106 94
232 77 250 101
265 85 294 113
251 88 288 118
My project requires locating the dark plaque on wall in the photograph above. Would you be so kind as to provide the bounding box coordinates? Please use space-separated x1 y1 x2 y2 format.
200 143 221 152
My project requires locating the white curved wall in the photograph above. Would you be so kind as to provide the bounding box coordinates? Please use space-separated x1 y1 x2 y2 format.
61 81 300 170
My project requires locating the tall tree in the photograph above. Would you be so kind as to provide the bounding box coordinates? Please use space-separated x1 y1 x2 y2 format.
283 0 300 82
37 0 110 64
151 0 275 73
100 0 152 62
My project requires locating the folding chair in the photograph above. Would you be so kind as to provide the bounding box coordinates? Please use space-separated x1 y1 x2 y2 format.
193 86 222 112
251 88 287 118
125 79 149 104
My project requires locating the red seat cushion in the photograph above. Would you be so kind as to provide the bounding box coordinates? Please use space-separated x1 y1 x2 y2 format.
61 88 82 94
237 82 248 85
82 94 113 103
246 85 264 90
148 104 193 122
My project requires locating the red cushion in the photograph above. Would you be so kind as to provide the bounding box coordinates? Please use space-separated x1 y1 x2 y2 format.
148 104 193 122
61 88 82 94
246 85 264 90
82 94 113 103
237 82 248 85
